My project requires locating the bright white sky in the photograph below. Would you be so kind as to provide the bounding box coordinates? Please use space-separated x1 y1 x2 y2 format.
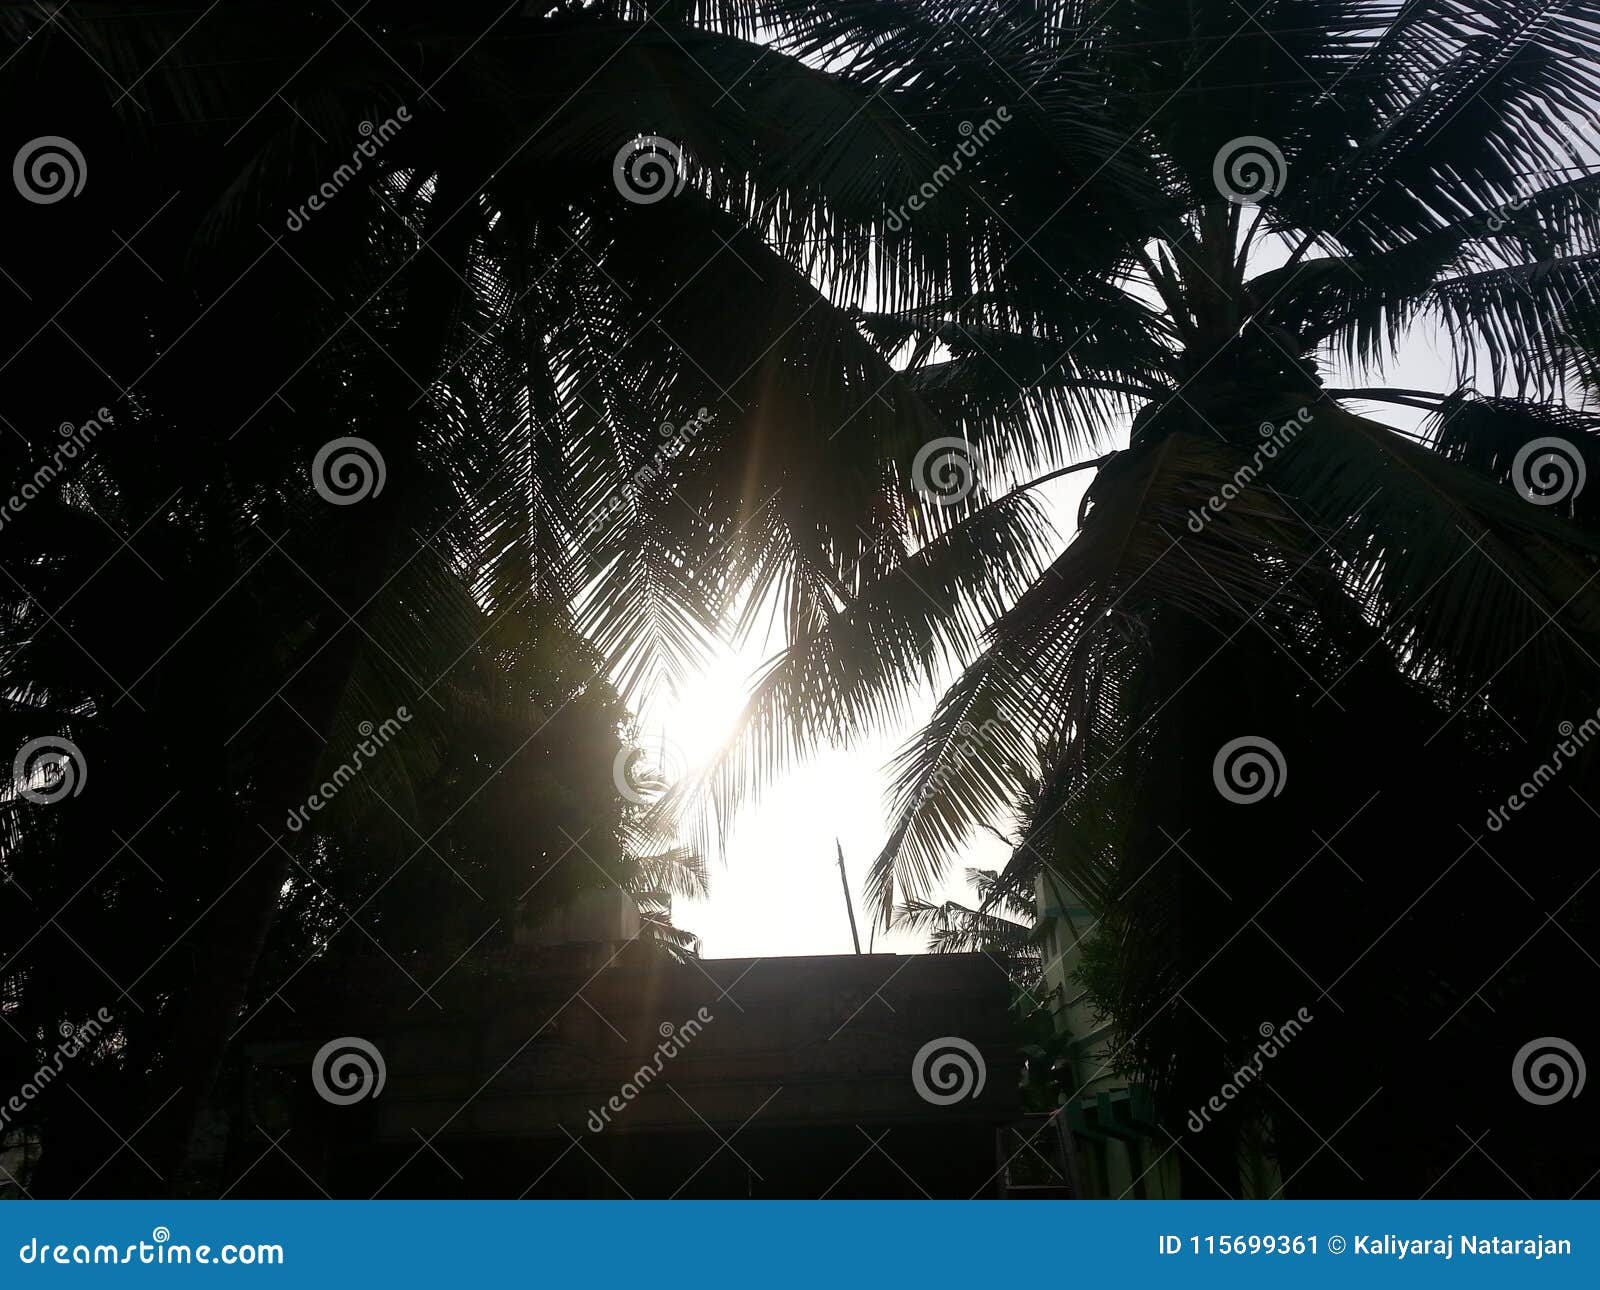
635 236 1478 959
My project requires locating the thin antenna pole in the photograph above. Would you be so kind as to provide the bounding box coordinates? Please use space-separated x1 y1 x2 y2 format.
836 838 862 955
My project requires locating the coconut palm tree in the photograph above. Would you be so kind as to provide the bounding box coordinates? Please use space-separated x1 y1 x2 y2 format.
662 1 1600 1194
897 866 1042 990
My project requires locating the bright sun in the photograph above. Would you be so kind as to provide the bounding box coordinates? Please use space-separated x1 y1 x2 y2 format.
634 648 755 785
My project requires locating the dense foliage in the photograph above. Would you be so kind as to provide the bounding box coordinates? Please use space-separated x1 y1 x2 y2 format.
4 0 1600 1196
